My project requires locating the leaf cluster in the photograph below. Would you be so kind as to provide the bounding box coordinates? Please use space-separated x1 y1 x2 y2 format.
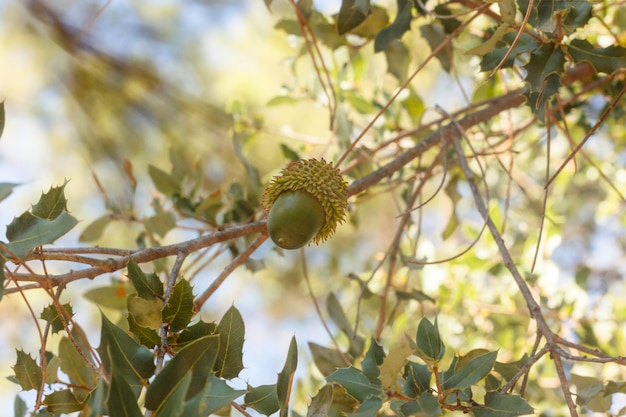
10 258 302 416
269 0 626 124
308 317 534 417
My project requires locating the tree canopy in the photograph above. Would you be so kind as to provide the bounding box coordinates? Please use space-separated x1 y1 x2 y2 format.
0 0 625 416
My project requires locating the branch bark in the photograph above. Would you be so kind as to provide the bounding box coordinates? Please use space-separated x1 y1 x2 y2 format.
5 90 526 294
347 89 525 196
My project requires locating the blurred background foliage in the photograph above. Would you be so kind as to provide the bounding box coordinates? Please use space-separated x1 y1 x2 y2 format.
0 0 625 415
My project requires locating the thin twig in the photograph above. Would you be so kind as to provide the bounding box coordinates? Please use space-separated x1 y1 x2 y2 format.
500 344 550 394
288 0 336 130
6 222 267 293
552 353 579 417
231 401 254 417
301 249 351 366
154 251 188 376
69 0 113 45
193 233 268 312
545 82 626 188
347 90 526 196
531 105 551 273
447 112 555 343
520 331 543 396
336 2 490 167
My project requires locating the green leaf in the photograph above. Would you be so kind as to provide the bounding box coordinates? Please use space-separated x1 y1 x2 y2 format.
494 354 529 381
277 336 298 417
155 373 192 417
308 342 349 377
420 23 452 72
14 395 27 417
455 348 491 372
524 42 566 93
145 335 220 411
442 350 498 391
12 350 42 391
126 258 164 300
349 6 390 39
395 289 435 303
184 375 245 416
5 211 78 260
0 182 19 203
214 305 245 379
472 392 534 417
204 375 246 407
149 164 181 196
571 374 605 407
107 357 143 417
384 40 409 80
374 0 413 52
127 314 161 348
379 343 413 389
58 336 97 399
525 73 561 120
40 303 73 334
195 191 223 226
177 320 218 347
342 91 377 114
43 352 59 385
434 4 462 32
78 215 112 242
245 384 279 416
415 317 445 362
326 292 353 337
307 385 333 417
326 367 383 402
145 211 176 238
127 294 163 330
361 338 384 385
162 278 194 332
338 0 370 35
403 361 432 397
232 130 262 205
442 175 461 240
516 0 572 32
31 182 69 220
266 95 301 107
83 380 107 417
605 380 626 396
83 281 132 310
280 143 301 161
400 393 441 416
97 312 155 390
561 2 592 34
480 32 540 72
567 39 626 74
347 397 382 417
42 390 83 413
327 292 365 357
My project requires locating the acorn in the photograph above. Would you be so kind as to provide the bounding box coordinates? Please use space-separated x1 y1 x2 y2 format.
263 158 348 249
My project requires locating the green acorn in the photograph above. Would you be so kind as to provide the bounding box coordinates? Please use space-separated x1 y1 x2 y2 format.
263 158 348 249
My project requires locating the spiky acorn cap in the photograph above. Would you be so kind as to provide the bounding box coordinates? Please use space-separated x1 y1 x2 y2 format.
263 158 348 245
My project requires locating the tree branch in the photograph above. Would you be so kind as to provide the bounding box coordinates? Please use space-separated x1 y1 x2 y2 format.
193 233 268 312
448 116 554 341
347 89 526 197
5 222 267 292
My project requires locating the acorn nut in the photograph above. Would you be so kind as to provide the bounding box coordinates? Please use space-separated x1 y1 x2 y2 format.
263 158 348 250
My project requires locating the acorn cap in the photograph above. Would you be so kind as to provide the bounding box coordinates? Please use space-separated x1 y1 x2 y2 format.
263 158 348 246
